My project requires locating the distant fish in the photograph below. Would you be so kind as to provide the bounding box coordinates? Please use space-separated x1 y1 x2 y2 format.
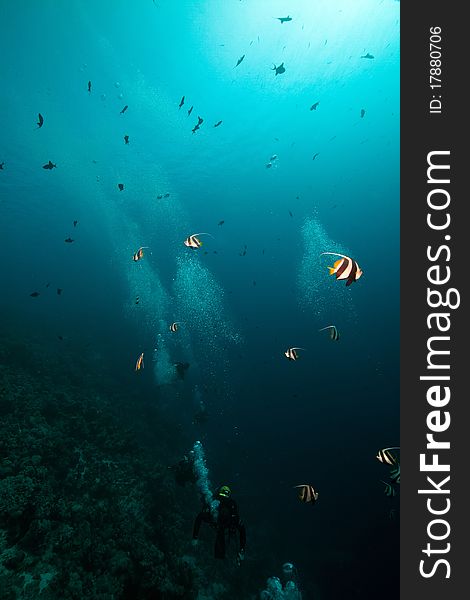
321 252 363 286
360 108 366 118
133 246 149 262
389 465 400 484
214 120 223 128
0 162 4 170
197 116 203 125
169 322 181 332
88 80 92 93
312 153 319 161
218 220 225 226
294 484 318 504
30 291 40 297
380 481 396 497
124 135 129 144
272 62 286 75
270 154 278 161
188 105 193 116
42 161 57 170
118 183 124 191
179 95 185 109
184 233 212 249
284 347 305 361
310 102 319 111
73 220 78 227
135 296 140 304
57 288 63 295
289 211 293 218
163 192 170 198
266 162 272 169
64 237 74 243
276 16 292 24
37 113 44 128
319 325 340 341
135 352 144 371
239 245 247 256
361 53 374 59
192 124 200 134
120 105 128 114
234 54 245 68
156 195 163 199
376 447 399 466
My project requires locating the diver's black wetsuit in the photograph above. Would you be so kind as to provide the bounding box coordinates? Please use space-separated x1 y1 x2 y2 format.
193 496 246 559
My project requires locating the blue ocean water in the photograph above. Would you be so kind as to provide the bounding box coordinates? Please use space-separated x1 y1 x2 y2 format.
0 1 399 598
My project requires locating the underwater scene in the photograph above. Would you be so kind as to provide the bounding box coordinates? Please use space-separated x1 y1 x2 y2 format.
0 1 400 598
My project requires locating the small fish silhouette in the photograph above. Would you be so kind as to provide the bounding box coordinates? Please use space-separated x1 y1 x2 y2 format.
124 135 129 144
73 220 78 227
235 55 245 68
360 108 366 118
361 53 374 59
272 63 286 76
64 237 74 243
0 162 4 170
57 288 63 295
88 80 92 93
30 291 40 297
310 102 319 111
276 16 292 24
179 95 185 109
312 153 319 161
120 105 128 114
42 161 57 170
118 183 124 191
188 106 193 116
218 220 225 226
214 120 223 128
37 113 44 128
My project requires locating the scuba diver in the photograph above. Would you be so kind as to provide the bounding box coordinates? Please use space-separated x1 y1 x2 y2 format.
168 453 197 487
192 485 246 564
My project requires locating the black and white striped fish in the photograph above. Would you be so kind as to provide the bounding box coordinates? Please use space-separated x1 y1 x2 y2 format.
284 347 305 361
380 481 397 497
183 233 212 249
376 447 399 466
169 322 180 332
321 252 363 286
319 325 340 341
294 484 319 504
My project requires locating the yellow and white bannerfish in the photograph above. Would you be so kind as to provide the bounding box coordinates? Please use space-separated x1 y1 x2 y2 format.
321 252 363 286
284 347 305 361
294 484 319 504
135 352 144 371
319 325 340 341
183 233 212 249
133 246 149 262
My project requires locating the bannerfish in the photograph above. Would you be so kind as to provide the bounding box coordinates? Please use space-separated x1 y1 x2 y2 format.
124 135 129 144
310 102 319 111
64 237 74 243
284 347 305 361
381 481 396 497
376 447 399 466
37 113 44 128
214 120 223 127
188 106 193 116
120 105 128 114
361 53 374 59
133 246 149 262
135 296 140 304
276 16 292 24
321 252 363 286
272 62 286 75
43 161 57 169
184 233 212 248
319 325 340 341
88 80 92 93
118 183 124 191
169 322 181 332
294 484 318 504
179 95 185 109
235 55 245 68
135 352 144 371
